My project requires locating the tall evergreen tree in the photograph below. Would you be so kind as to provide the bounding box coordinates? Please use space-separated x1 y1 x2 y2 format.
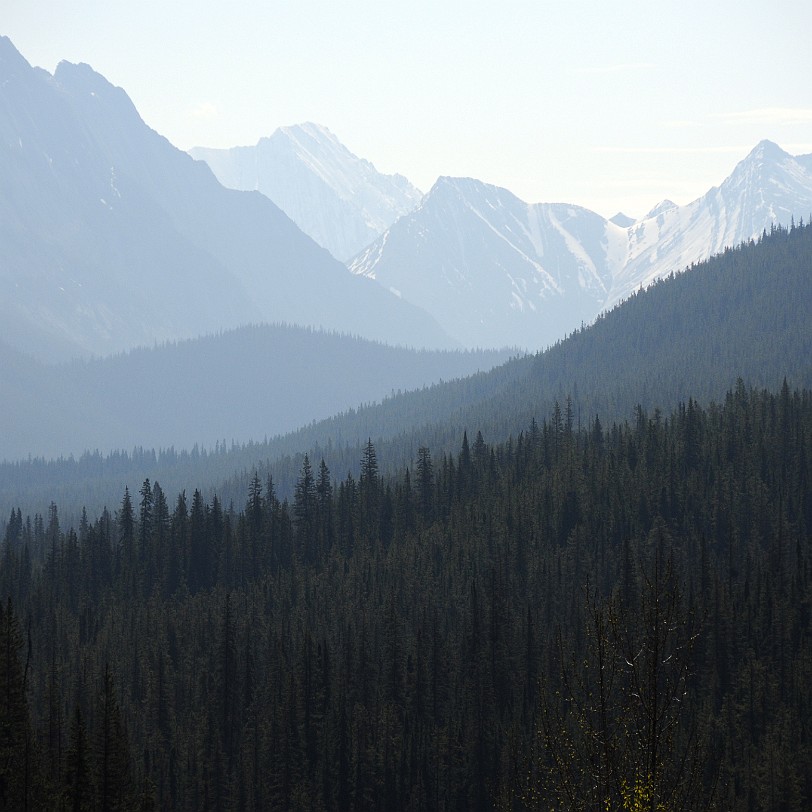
96 663 134 812
416 446 434 524
117 488 136 595
64 704 93 812
294 455 318 563
0 599 39 809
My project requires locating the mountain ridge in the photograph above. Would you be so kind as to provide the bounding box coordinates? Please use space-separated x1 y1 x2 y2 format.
609 139 812 306
7 35 808 359
351 139 812 349
0 322 515 462
350 175 624 349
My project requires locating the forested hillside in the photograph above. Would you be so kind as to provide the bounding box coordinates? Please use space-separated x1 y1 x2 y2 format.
0 324 514 462
3 221 810 524
1 384 810 809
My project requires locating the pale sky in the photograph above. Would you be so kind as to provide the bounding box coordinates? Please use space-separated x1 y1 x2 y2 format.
6 1 812 219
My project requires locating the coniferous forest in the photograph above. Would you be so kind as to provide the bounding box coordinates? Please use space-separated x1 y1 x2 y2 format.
1 380 811 810
3 26 812 811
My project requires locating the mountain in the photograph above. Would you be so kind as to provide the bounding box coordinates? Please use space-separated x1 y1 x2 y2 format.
350 141 812 350
350 177 624 350
607 140 812 307
190 123 422 261
0 324 514 461
270 220 812 495
609 211 636 227
0 38 451 362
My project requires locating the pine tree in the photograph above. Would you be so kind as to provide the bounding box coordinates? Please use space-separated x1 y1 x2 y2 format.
0 598 39 809
294 455 318 563
138 478 153 575
416 446 434 525
96 663 135 811
188 489 211 592
316 459 334 556
359 439 380 539
64 704 93 812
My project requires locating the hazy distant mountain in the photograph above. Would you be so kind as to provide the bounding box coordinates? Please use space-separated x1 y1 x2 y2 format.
349 177 625 349
794 152 812 174
0 38 451 361
609 212 636 227
190 124 422 261
5 35 810 364
0 324 514 461
607 140 812 307
351 141 812 350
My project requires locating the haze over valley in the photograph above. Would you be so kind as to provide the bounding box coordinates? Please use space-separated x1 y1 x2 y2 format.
5 31 810 463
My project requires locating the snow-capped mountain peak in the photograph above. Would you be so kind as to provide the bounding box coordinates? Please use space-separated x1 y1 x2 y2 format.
270 122 378 198
190 124 422 260
349 175 621 350
746 138 790 163
723 139 812 212
605 141 812 309
645 199 678 219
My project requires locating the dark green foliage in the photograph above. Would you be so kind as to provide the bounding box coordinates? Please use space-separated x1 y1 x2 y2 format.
64 704 93 812
535 557 715 810
96 664 135 811
0 598 42 808
0 385 810 808
294 455 318 564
